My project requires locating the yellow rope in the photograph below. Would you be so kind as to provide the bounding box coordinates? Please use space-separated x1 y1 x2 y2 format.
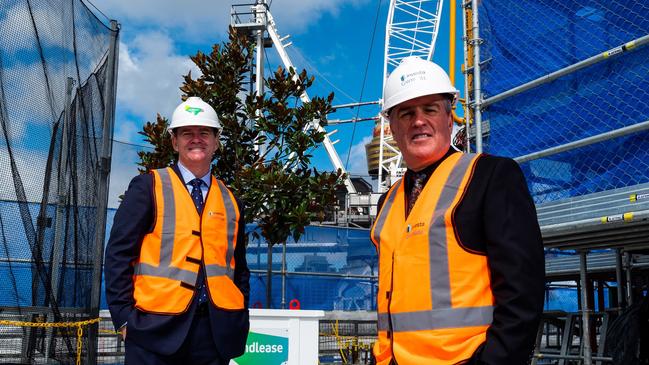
0 317 101 365
332 320 348 363
320 321 376 364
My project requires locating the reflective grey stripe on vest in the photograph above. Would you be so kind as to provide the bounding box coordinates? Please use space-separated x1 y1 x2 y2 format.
204 179 237 280
378 305 494 331
378 154 494 332
204 264 232 279
135 263 198 284
133 168 198 286
158 168 177 268
372 179 403 245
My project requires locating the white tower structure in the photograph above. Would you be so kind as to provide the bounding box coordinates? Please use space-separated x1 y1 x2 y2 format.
231 1 357 194
377 0 445 192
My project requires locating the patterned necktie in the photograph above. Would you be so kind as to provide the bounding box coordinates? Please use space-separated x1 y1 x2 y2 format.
408 171 427 215
189 178 204 214
189 178 208 304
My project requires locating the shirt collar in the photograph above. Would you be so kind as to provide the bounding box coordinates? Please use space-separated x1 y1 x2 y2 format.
177 161 211 187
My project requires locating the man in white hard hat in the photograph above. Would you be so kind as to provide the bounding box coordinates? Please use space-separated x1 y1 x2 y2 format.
105 97 249 364
370 57 544 365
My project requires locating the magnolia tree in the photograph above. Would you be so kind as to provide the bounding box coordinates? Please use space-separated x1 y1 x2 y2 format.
136 28 345 307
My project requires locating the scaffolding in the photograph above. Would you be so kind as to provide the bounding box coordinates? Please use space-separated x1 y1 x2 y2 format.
465 0 649 363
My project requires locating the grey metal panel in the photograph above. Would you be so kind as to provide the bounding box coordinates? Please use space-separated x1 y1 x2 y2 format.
536 183 649 250
537 182 649 226
545 251 649 277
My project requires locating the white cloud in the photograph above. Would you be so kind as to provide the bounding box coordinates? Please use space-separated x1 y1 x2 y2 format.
267 0 369 33
0 146 50 202
116 31 197 123
113 120 143 145
1 61 67 141
0 0 109 75
346 135 372 175
92 0 368 39
107 143 144 209
0 1 71 54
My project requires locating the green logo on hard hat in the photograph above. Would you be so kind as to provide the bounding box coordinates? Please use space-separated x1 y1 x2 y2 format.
185 106 204 115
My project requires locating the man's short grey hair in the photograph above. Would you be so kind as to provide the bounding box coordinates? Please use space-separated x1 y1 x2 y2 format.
443 99 452 113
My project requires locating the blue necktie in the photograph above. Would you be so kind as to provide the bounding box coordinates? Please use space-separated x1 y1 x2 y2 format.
189 178 208 305
190 178 204 214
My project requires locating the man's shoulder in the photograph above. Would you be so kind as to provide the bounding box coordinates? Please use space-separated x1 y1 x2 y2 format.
376 176 404 212
128 172 154 189
469 153 530 196
120 173 155 205
474 153 521 173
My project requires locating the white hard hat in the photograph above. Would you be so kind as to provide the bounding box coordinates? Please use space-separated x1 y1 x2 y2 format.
168 96 222 134
382 56 459 114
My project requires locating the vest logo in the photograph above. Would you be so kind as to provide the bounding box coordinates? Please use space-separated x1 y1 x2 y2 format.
207 211 225 220
406 221 426 236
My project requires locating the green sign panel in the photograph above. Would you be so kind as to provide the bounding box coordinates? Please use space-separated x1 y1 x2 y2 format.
231 329 289 365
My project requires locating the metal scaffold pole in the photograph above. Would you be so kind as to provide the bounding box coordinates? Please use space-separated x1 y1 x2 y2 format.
254 0 266 155
579 251 593 365
88 19 120 364
49 77 74 309
44 76 75 362
625 251 634 306
469 0 483 153
514 119 649 163
481 34 649 108
615 248 625 309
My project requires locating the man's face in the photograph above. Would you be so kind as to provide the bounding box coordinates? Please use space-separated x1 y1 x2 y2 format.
171 126 219 168
388 94 453 171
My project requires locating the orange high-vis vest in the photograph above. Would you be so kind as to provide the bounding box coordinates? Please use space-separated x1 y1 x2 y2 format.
370 153 494 365
132 167 244 314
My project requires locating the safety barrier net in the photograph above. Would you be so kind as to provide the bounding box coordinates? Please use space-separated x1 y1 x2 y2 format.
0 0 117 363
246 225 378 311
471 0 649 204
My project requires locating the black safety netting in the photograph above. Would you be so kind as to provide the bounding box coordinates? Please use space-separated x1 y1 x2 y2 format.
0 0 118 363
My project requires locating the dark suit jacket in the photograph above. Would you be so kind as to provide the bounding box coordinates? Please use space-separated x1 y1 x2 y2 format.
378 150 545 365
104 165 250 359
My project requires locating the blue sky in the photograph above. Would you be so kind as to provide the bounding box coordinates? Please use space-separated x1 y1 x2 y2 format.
88 0 465 207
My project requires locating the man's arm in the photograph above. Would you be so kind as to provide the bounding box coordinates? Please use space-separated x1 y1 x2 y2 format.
104 173 154 331
477 157 545 364
233 198 250 308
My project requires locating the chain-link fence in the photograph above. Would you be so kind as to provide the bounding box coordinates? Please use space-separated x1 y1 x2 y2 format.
0 0 118 362
467 0 649 204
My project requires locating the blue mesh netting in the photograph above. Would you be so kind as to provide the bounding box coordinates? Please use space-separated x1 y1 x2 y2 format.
474 0 649 204
246 225 378 311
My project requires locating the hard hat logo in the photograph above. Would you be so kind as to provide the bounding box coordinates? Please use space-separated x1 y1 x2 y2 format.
400 70 426 87
168 96 223 134
185 106 204 116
